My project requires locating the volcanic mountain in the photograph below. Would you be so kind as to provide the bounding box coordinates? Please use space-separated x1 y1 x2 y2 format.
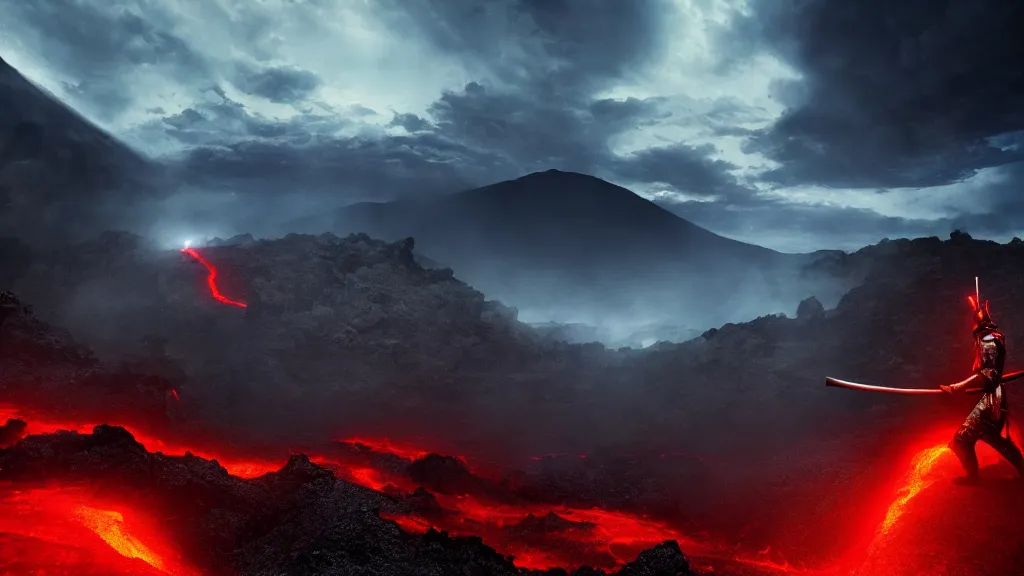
0 54 158 247
322 169 817 335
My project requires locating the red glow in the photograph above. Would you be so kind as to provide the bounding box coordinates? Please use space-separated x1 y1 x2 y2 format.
0 406 282 478
0 406 1008 575
170 390 180 401
339 437 431 461
180 247 247 308
380 491 818 573
875 444 950 536
0 486 199 576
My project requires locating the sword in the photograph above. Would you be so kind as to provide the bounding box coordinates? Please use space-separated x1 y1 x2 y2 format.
825 377 946 395
825 370 1024 395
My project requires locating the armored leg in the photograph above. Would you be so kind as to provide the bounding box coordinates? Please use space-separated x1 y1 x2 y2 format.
980 427 1024 477
950 424 981 483
950 399 988 483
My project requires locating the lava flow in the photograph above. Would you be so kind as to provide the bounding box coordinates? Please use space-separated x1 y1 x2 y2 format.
876 443 950 537
0 406 282 478
0 403 1015 576
180 247 247 308
0 486 198 576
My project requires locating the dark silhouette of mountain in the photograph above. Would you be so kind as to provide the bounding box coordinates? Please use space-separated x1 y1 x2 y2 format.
327 170 814 331
337 169 778 263
0 54 159 247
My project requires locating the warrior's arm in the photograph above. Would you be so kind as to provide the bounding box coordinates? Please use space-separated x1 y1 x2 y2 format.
941 374 983 394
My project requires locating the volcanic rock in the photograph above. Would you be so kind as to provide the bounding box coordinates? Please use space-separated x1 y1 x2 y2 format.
507 511 595 535
795 295 825 321
0 426 700 576
0 418 26 447
616 541 691 576
10 231 1024 572
407 453 499 497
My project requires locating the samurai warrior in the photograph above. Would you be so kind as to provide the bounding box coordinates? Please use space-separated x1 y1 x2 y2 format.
940 294 1024 484
825 279 1024 485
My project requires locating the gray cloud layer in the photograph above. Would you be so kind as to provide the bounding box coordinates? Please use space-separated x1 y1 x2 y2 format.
744 0 1024 189
2 0 1023 251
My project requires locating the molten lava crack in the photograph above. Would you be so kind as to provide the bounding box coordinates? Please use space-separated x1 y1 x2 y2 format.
0 405 1000 576
180 247 247 308
0 487 198 576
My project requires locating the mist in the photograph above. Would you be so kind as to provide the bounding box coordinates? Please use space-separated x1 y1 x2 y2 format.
6 226 983 573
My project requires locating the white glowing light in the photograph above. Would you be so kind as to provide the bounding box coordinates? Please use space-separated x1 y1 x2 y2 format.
183 239 192 249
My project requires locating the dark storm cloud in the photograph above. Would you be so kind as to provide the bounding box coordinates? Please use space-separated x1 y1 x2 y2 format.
949 161 1024 236
745 0 1024 189
388 113 431 133
385 0 671 93
18 0 1015 252
661 196 945 252
165 0 761 210
1 0 208 119
610 144 750 201
658 159 1024 251
162 90 504 202
177 133 494 198
234 65 321 104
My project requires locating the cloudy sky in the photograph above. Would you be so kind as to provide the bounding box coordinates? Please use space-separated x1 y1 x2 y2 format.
1 0 1022 252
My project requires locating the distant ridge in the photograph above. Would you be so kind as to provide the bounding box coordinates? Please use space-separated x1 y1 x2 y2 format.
327 169 810 331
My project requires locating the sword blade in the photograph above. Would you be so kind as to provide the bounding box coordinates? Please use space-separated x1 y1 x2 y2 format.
1003 370 1024 383
824 377 945 395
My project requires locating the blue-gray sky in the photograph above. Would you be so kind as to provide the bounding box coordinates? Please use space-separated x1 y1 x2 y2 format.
2 0 1022 252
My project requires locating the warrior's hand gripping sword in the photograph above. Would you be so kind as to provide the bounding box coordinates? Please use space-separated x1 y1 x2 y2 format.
825 277 1023 395
825 371 1024 395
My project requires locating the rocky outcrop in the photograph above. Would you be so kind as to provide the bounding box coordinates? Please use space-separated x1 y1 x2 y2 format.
795 296 825 321
0 425 699 576
8 230 1024 570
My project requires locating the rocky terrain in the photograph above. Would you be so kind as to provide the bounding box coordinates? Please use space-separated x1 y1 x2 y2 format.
4 229 1024 573
315 169 839 336
4 229 1012 458
0 423 697 576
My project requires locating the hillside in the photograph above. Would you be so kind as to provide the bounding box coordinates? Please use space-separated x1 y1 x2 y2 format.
4 230 1024 573
0 54 159 247
322 170 823 334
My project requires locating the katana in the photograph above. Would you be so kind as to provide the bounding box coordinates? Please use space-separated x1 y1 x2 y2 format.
825 370 1024 395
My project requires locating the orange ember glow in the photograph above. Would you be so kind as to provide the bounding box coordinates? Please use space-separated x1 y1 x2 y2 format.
74 506 167 571
0 402 1001 576
374 489 817 573
339 437 431 461
876 444 950 536
0 406 282 478
0 487 197 575
180 247 247 308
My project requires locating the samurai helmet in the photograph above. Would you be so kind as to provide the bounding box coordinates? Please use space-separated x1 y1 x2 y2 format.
968 294 997 333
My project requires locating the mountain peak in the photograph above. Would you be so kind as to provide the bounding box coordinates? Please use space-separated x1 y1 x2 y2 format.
514 168 620 187
461 169 671 221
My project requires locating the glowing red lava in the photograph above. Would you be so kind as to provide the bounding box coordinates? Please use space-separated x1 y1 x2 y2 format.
180 247 247 308
0 486 199 576
0 406 281 478
875 444 950 537
339 437 431 461
0 404 1001 576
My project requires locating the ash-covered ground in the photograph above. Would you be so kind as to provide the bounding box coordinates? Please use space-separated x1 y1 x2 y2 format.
3 229 1024 575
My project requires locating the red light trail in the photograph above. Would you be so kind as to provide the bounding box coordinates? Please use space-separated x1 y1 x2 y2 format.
180 247 247 308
